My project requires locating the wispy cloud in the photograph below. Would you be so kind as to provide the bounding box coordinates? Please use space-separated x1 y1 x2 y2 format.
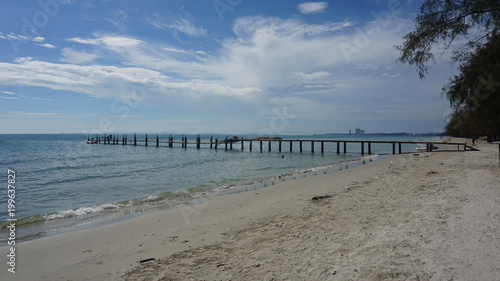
36 43 57 49
104 10 129 31
298 2 328 14
147 13 207 37
67 36 142 48
60 48 99 63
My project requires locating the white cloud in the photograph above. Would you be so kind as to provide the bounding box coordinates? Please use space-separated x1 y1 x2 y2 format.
33 36 45 43
32 97 55 102
290 71 331 80
60 48 99 63
1 91 16 95
298 2 328 14
0 58 260 102
67 36 142 48
147 14 207 37
36 43 57 49
0 95 18 99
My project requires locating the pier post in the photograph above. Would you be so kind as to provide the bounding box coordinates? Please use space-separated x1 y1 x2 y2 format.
230 141 233 150
241 140 244 151
361 142 364 155
210 136 213 149
156 135 159 147
145 134 148 146
225 141 228 150
321 141 324 153
215 139 218 150
300 141 303 152
134 134 137 146
343 142 347 153
290 140 293 152
392 142 396 154
311 141 314 153
337 141 340 154
260 140 263 152
368 142 371 154
184 135 188 148
279 141 282 152
197 134 201 149
169 135 173 148
398 142 402 154
268 141 271 152
250 140 252 151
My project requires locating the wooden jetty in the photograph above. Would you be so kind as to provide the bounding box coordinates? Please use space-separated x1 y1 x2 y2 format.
87 134 478 155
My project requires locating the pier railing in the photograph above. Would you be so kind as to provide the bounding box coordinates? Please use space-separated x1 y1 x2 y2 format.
87 134 477 155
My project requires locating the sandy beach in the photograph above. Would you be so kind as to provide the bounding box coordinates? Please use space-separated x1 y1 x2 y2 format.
2 138 499 280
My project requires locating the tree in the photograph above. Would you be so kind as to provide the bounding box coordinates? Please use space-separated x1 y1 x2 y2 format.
397 0 500 79
442 32 500 139
397 0 500 140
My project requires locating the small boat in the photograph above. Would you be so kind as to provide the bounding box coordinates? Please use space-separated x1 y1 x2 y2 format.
87 140 98 144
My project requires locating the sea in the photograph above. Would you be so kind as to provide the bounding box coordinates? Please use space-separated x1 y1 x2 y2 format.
0 133 436 244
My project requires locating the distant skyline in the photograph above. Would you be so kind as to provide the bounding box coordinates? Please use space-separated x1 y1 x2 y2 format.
0 0 457 134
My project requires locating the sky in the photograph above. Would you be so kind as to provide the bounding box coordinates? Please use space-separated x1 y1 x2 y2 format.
0 0 458 135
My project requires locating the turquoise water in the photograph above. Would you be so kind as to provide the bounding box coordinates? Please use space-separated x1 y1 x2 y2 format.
0 133 435 242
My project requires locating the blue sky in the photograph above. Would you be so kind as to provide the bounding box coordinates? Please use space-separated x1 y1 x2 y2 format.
0 0 457 134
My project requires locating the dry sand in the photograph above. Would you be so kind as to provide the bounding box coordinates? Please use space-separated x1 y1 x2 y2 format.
2 139 499 280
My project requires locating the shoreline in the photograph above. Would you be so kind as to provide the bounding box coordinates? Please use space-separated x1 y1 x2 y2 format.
0 152 373 245
3 139 497 280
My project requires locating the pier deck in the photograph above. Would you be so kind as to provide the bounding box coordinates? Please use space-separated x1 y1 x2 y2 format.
88 134 477 155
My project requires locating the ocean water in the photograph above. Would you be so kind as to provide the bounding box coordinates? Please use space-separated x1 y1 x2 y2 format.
0 134 435 242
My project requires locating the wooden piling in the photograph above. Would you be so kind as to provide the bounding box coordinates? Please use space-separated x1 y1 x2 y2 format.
156 135 159 147
210 136 213 149
279 141 282 152
321 141 324 153
300 141 303 152
343 142 347 153
398 142 402 154
361 142 364 155
134 134 137 146
268 141 271 152
241 140 244 151
260 140 263 152
145 134 148 146
215 139 218 150
392 142 396 154
337 141 340 154
290 140 293 152
197 134 201 149
311 141 314 153
368 142 371 154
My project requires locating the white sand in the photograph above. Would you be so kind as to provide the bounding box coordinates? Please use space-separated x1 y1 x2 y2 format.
2 139 499 280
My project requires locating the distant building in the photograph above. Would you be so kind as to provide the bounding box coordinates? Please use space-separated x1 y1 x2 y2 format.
355 128 365 135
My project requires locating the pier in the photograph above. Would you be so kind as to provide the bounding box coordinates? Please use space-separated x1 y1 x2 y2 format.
87 134 477 155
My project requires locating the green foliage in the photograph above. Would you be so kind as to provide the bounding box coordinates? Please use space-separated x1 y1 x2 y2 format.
398 0 500 140
397 0 500 79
